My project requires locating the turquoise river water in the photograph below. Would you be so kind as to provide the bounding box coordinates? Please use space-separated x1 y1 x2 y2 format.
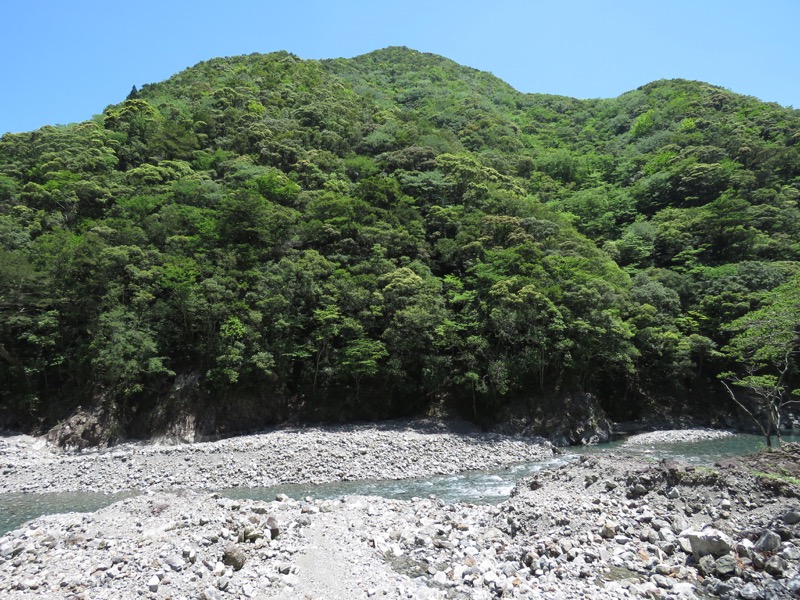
1 432 797 536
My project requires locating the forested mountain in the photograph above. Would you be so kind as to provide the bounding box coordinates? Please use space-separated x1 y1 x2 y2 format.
1 47 798 443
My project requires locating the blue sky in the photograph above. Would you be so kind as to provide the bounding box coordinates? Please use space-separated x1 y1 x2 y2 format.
1 0 798 134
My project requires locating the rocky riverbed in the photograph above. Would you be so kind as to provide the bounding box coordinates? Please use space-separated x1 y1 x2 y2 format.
621 428 736 446
1 428 799 598
0 420 552 495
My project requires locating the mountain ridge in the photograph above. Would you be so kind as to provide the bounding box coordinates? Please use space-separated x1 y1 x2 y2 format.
0 47 798 446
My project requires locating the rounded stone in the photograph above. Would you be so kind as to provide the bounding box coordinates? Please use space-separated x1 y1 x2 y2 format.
222 544 246 571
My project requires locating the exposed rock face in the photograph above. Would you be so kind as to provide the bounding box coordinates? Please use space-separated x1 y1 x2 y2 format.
119 372 292 445
45 404 119 449
538 391 613 446
43 372 297 449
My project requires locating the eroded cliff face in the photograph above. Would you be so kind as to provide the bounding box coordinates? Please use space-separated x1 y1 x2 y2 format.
488 391 612 446
540 391 613 445
45 404 120 450
44 383 294 449
39 379 735 450
38 369 753 450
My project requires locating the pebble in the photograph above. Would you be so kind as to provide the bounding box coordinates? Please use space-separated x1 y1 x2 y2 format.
764 555 787 577
165 555 185 571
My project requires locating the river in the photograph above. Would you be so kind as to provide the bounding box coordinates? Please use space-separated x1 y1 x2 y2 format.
1 431 797 536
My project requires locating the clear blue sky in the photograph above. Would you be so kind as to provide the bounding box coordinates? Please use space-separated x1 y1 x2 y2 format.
1 0 798 135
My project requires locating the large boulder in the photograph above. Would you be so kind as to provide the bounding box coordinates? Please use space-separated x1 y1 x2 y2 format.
679 527 733 558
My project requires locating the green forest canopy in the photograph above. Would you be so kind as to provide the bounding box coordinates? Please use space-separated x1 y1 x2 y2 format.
1 47 799 436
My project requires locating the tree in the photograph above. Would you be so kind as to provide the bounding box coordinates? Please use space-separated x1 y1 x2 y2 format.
90 307 174 401
310 304 343 397
3 48 800 439
719 275 800 447
341 336 387 403
487 278 566 390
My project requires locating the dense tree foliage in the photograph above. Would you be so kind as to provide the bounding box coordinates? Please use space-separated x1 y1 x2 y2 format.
720 274 800 446
1 48 798 436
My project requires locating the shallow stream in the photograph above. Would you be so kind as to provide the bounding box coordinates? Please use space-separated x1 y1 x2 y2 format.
1 431 797 536
224 432 800 505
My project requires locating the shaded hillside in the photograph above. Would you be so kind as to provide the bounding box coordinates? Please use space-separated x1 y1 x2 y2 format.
0 47 798 442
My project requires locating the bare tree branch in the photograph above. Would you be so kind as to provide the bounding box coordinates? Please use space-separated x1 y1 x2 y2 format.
720 379 768 439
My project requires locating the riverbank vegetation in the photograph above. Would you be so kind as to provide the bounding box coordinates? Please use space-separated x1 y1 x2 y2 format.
1 47 798 439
